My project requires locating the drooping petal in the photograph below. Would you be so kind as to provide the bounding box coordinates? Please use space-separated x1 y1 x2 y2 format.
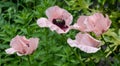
77 44 100 53
76 33 100 47
5 48 17 54
67 33 100 53
67 38 100 53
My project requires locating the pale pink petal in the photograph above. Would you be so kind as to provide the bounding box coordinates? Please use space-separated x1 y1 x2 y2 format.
60 9 73 25
85 16 96 31
37 18 53 27
93 22 104 36
46 6 73 24
5 48 17 54
70 23 80 30
67 38 78 47
72 16 94 32
92 13 111 36
46 6 72 22
77 45 100 53
46 6 72 26
88 14 102 36
67 38 100 53
67 33 100 53
104 15 111 31
76 33 100 47
10 35 26 53
15 36 29 54
29 38 39 50
76 16 88 32
46 6 63 21
26 38 39 54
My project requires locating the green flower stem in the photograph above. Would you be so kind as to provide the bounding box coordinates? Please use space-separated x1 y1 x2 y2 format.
19 57 22 66
101 35 117 57
106 45 118 57
69 47 85 66
27 55 31 66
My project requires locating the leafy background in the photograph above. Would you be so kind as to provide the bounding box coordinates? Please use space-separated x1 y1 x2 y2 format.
0 0 120 66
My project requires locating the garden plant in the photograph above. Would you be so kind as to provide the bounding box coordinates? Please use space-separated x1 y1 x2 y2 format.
0 0 120 66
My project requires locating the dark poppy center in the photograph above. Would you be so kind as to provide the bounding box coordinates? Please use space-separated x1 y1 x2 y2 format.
52 19 68 31
26 44 30 47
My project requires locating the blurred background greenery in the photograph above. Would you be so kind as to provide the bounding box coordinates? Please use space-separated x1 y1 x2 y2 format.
0 0 120 66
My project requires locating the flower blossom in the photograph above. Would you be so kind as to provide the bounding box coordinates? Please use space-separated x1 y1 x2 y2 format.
37 6 73 34
71 13 111 36
67 32 101 53
5 35 39 56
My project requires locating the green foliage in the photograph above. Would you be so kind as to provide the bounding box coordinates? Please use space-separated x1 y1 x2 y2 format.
0 0 120 66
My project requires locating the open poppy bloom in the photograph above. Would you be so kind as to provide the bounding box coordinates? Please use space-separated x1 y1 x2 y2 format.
37 6 73 34
5 35 39 56
67 32 101 53
71 13 111 36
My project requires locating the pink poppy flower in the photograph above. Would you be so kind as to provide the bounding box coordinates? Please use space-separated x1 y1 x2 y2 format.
37 6 73 34
71 13 111 36
67 32 101 53
5 35 39 56
91 13 111 36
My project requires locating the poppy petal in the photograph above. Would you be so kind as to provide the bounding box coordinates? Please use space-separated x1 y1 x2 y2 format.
67 33 100 53
5 48 17 54
46 6 64 21
67 38 100 53
37 18 52 27
26 38 39 54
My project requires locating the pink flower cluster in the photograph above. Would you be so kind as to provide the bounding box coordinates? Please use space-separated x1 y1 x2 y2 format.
37 6 111 53
5 6 111 56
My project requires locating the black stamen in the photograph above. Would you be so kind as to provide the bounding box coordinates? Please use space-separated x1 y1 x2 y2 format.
52 19 68 31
